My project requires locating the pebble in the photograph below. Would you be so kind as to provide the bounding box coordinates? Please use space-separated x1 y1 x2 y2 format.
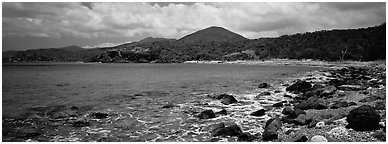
310 135 328 142
315 121 325 128
328 127 348 137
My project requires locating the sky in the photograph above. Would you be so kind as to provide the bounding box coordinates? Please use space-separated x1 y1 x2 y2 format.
2 2 386 51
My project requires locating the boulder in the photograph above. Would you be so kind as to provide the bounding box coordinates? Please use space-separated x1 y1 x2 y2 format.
346 105 380 131
258 83 269 88
320 85 337 97
330 101 349 109
310 135 328 142
286 81 312 93
281 106 293 115
294 97 328 110
288 108 306 119
215 109 228 115
237 132 257 142
273 102 283 107
262 117 282 141
294 114 312 126
250 109 266 117
162 103 176 108
199 110 216 119
211 123 243 137
221 95 238 105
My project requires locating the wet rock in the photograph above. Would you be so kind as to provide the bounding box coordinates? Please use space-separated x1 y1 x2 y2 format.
237 132 257 142
290 133 308 142
221 95 238 105
72 119 90 127
262 117 282 141
310 135 328 142
272 102 283 107
286 81 312 93
347 105 380 131
338 85 367 91
330 101 349 109
328 127 348 137
320 85 337 97
258 83 269 88
372 131 386 141
288 108 306 119
215 109 227 115
282 106 293 115
250 109 266 117
90 112 109 119
374 101 385 110
211 123 243 137
199 110 216 119
208 93 231 99
348 102 357 106
162 103 176 108
359 96 382 103
294 114 312 126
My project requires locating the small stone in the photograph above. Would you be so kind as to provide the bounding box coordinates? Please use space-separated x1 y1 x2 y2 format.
328 127 348 137
198 110 216 119
250 109 266 117
290 133 308 142
258 91 271 96
221 95 238 105
258 83 269 88
286 81 312 93
320 85 337 97
315 121 325 128
348 102 357 106
281 106 293 115
162 103 176 108
273 102 283 107
237 132 256 142
294 114 312 126
330 101 349 109
372 131 386 141
215 109 227 115
211 123 243 137
310 135 328 142
90 112 109 119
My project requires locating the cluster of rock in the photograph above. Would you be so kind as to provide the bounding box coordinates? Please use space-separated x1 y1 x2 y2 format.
198 64 386 142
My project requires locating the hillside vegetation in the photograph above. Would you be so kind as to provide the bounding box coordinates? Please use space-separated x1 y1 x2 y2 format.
3 23 385 63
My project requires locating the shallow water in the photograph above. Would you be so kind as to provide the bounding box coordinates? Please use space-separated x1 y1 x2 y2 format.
2 63 324 141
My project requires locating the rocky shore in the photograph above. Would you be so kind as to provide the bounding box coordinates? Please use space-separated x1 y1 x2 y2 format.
2 61 385 142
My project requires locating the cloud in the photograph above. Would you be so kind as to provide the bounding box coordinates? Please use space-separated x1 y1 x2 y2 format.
2 2 386 49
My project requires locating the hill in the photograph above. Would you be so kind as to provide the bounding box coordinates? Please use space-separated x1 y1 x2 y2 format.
179 26 248 43
3 24 386 63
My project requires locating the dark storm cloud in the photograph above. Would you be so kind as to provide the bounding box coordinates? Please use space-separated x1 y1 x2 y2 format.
2 2 386 51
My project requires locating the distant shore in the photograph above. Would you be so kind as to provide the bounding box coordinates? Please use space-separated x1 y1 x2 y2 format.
184 59 382 68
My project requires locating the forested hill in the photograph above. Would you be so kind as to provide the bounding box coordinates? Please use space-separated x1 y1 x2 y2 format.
3 23 385 63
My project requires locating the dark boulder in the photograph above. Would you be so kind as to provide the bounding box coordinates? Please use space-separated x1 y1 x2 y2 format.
215 109 228 115
211 123 243 137
282 106 293 115
250 109 266 117
286 81 312 93
346 105 380 131
238 132 257 142
258 83 269 88
330 101 349 109
162 103 176 108
348 102 357 106
294 96 328 110
288 108 306 118
199 110 216 119
273 102 283 107
262 117 282 141
221 95 238 105
72 119 90 127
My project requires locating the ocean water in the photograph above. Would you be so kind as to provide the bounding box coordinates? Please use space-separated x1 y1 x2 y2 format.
2 63 324 142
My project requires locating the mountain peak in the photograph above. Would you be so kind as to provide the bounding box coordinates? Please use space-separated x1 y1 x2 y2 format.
179 26 248 43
